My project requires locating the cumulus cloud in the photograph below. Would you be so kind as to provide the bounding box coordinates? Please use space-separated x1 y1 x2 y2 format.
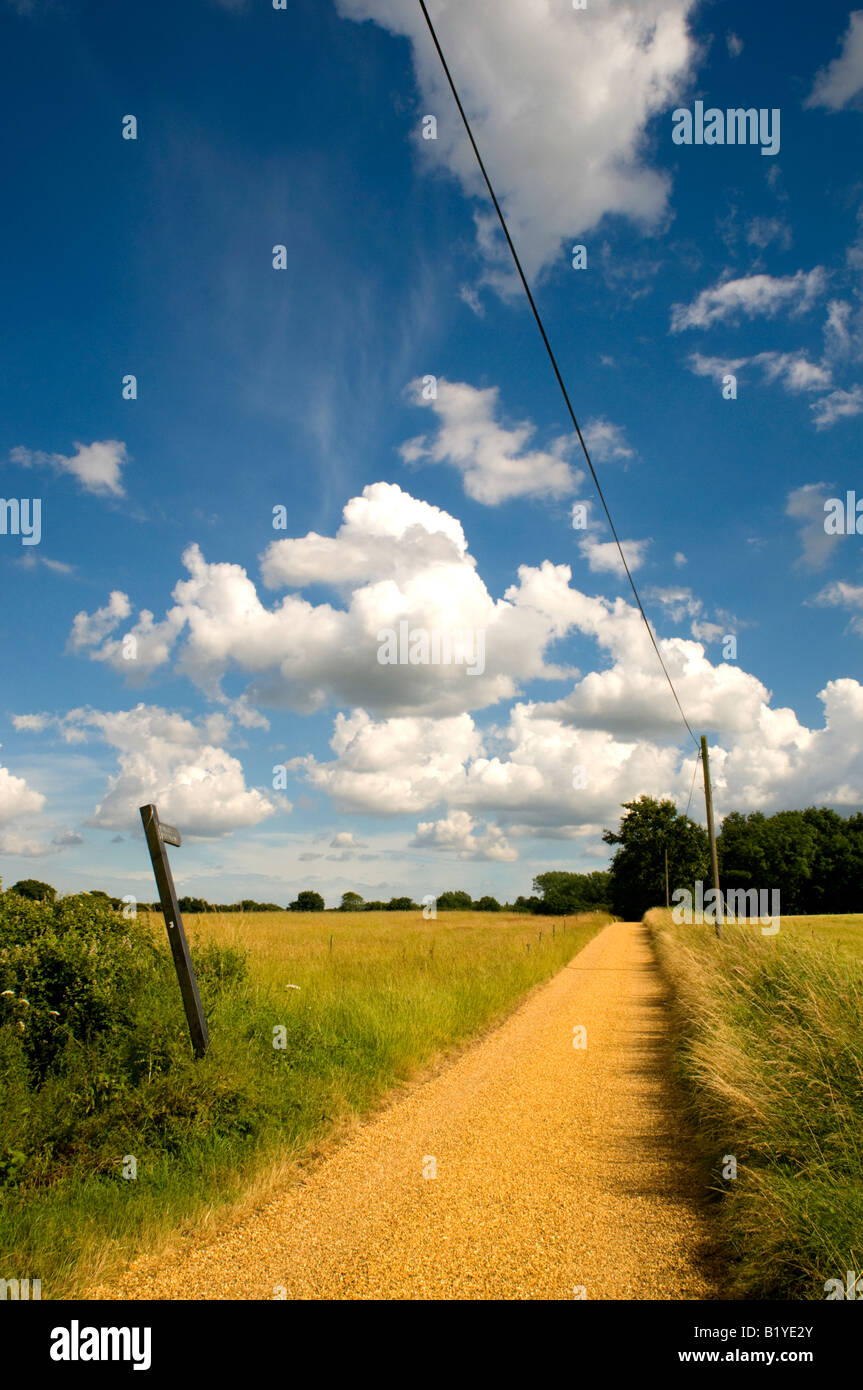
70 483 593 718
329 830 367 850
0 762 46 824
10 440 128 497
671 268 827 332
289 710 481 815
410 811 517 861
579 536 649 576
400 379 580 504
805 11 863 110
711 680 863 812
288 669 863 840
15 706 280 839
334 0 698 287
69 591 133 651
0 760 50 857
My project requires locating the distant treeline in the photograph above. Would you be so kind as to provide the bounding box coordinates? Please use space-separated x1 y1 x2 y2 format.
14 798 861 924
2 880 608 916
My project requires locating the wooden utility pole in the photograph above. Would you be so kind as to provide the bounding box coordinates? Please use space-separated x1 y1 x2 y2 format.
140 803 210 1057
700 736 722 938
664 844 670 909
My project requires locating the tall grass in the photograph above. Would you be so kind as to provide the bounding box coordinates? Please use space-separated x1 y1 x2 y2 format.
0 903 608 1298
646 907 863 1298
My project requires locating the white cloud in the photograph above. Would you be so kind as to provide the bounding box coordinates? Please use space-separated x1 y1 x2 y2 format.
726 31 743 58
671 268 827 331
581 417 635 464
20 705 280 839
786 483 839 571
334 0 698 287
15 555 75 576
712 680 863 812
0 760 50 857
689 350 832 395
71 483 593 718
646 586 702 622
688 299 863 427
0 763 46 824
757 352 833 393
11 440 128 497
810 580 863 634
400 379 580 504
822 299 855 360
289 670 863 839
810 385 863 428
289 710 480 815
579 536 649 575
329 831 366 849
745 216 791 251
410 811 517 862
11 713 50 733
806 11 863 110
812 580 863 608
69 591 132 650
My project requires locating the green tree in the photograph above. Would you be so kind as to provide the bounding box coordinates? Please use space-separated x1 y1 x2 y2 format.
474 895 501 912
339 891 365 912
9 880 56 904
532 871 611 915
290 890 325 912
603 796 708 920
436 890 473 910
179 896 210 914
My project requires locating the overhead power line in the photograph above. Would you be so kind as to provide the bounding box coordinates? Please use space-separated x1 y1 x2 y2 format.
684 748 702 819
417 0 699 750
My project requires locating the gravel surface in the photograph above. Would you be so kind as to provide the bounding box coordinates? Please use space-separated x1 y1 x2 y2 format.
91 921 719 1300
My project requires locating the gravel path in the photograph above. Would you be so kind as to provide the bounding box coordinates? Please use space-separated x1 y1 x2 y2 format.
92 921 718 1300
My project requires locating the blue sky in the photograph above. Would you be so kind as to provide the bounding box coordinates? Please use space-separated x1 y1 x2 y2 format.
1 0 862 907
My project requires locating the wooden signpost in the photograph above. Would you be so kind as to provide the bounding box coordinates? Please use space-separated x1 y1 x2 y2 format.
139 803 209 1058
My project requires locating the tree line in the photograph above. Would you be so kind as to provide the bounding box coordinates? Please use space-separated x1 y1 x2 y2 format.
603 798 863 919
8 797 862 922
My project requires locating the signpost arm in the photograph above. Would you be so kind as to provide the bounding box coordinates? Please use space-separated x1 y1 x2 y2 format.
139 803 209 1058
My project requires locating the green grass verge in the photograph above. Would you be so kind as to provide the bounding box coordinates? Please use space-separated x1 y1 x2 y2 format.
645 906 863 1299
1 900 607 1298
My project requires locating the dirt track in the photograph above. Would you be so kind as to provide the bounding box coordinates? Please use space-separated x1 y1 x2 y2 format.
91 921 718 1300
